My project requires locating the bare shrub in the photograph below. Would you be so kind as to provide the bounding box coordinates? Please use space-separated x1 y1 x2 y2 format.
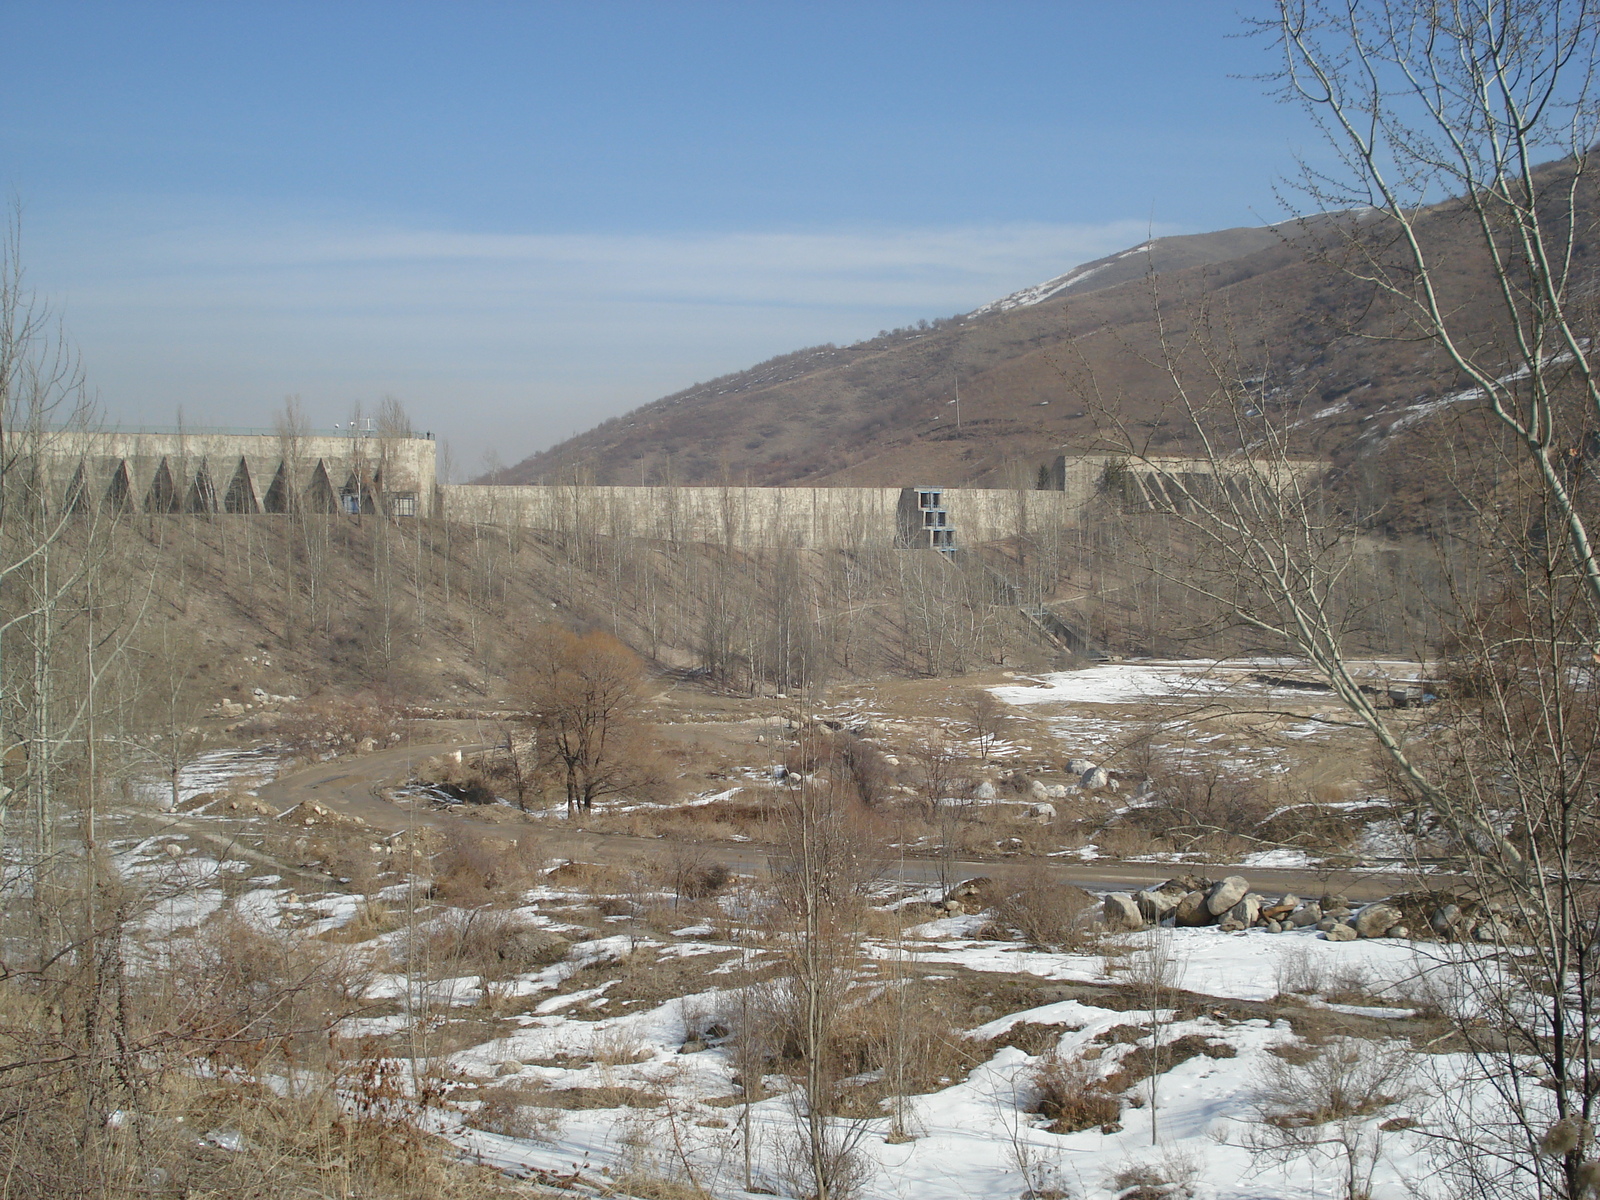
588 1025 654 1066
663 845 732 903
828 732 896 807
1249 1037 1414 1200
771 1118 873 1200
413 909 569 980
431 829 543 904
960 690 1008 759
160 916 369 1070
1273 947 1374 1004
320 898 400 943
992 863 1097 950
1119 759 1274 852
1111 1147 1202 1200
1028 1050 1121 1134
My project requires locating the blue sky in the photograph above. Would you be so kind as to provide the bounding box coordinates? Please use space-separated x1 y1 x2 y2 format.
2 1 1309 471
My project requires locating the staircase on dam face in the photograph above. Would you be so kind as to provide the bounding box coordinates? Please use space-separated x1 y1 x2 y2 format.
976 561 1101 659
1020 605 1102 659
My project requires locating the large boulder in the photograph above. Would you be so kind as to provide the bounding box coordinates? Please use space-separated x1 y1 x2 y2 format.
1028 779 1050 802
1354 903 1405 938
1430 904 1464 937
974 780 998 801
1080 766 1110 791
1226 894 1263 927
1323 922 1358 942
1289 902 1322 928
1174 891 1214 926
1205 876 1250 916
1135 888 1180 922
1102 893 1145 931
1026 803 1057 823
1067 758 1095 778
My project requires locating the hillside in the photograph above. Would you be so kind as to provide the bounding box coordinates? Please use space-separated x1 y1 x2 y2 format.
494 159 1598 489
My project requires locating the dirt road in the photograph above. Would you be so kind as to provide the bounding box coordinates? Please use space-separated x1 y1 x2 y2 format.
258 742 1416 902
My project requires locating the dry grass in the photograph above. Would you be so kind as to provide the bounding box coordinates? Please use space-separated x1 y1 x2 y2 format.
1100 1033 1237 1094
531 1084 665 1109
430 828 545 904
1028 1050 1122 1134
828 984 990 1116
991 864 1099 950
409 908 571 980
461 1080 562 1141
319 898 402 942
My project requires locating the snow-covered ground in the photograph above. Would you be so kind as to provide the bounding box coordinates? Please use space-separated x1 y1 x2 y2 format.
429 917 1459 1200
96 719 1482 1199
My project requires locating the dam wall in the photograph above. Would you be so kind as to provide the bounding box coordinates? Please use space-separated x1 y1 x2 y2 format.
439 483 1083 548
6 430 1326 549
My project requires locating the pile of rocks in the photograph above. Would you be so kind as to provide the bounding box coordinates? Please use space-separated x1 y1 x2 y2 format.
1102 874 1412 941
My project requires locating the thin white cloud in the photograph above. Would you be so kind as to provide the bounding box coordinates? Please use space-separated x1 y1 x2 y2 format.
25 203 1174 464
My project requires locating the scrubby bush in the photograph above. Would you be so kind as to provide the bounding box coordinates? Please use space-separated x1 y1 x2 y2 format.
992 864 1097 950
412 909 569 980
1029 1051 1121 1133
430 830 543 903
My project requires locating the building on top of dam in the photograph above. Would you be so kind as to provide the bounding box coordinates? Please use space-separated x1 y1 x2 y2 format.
10 428 437 518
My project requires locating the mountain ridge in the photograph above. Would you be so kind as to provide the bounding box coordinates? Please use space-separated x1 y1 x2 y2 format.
490 163 1595 490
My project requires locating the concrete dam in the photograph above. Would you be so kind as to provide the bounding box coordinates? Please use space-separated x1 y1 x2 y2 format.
9 431 1320 551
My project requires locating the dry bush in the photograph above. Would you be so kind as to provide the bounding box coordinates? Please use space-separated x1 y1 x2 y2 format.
1028 1050 1122 1133
1118 760 1275 853
1272 947 1375 1004
430 829 543 904
992 863 1098 950
1110 1149 1202 1200
157 915 372 1070
1256 795 1370 853
827 731 898 807
412 909 570 980
662 844 732 902
1249 1037 1415 1200
960 690 1009 758
320 898 401 943
829 985 988 1115
587 1023 655 1066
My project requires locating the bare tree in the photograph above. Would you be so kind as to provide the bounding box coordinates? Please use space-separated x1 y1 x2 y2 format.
516 624 662 816
1070 7 1600 1196
766 759 876 1200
